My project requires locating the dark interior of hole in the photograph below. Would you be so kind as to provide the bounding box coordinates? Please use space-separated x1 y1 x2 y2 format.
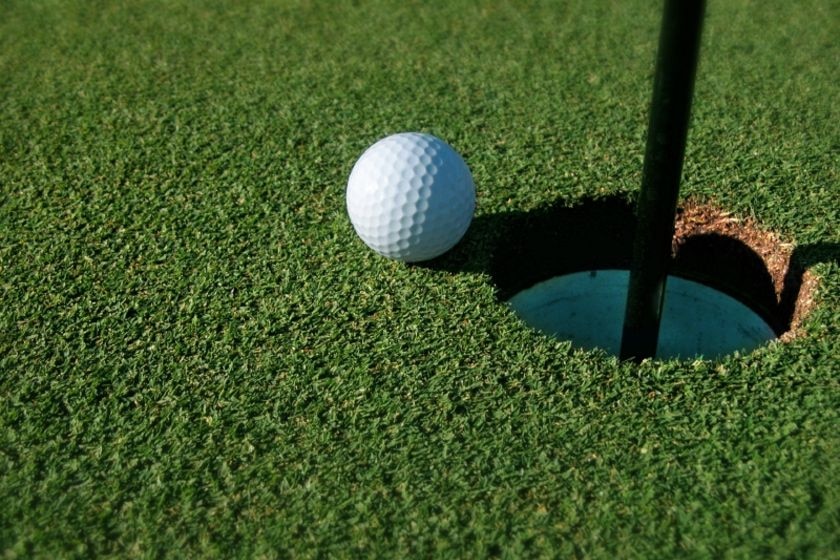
484 196 801 336
491 196 636 300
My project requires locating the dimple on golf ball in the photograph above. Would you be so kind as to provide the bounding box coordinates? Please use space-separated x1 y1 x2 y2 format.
346 132 475 262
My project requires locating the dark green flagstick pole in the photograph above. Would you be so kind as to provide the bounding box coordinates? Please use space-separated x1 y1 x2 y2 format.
620 0 706 362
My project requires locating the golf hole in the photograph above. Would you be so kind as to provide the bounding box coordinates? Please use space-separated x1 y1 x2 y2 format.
489 196 819 361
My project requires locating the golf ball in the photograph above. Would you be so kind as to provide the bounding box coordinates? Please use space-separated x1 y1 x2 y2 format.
346 132 475 262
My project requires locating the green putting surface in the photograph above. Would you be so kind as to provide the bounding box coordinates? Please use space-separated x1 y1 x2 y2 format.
2 0 838 557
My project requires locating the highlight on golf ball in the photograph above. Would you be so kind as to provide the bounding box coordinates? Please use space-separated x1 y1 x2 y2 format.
346 132 475 262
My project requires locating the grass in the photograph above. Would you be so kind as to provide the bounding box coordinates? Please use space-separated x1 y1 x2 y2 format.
1 0 838 557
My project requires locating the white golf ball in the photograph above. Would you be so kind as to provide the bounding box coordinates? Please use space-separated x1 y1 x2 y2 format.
346 132 475 262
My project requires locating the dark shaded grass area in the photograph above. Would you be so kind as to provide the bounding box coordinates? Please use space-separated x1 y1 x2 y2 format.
1 0 838 557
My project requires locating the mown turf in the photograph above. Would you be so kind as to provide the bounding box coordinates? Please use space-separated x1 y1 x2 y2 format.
1 0 838 557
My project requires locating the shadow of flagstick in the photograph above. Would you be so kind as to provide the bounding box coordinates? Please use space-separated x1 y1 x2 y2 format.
779 242 840 332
